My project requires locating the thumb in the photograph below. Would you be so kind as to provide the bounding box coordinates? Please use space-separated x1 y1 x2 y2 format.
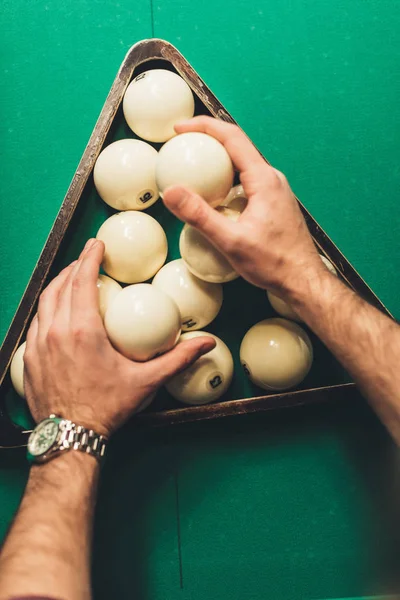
162 185 237 253
142 336 216 386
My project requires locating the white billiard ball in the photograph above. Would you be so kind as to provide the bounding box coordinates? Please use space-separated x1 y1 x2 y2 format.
123 69 195 143
104 284 181 361
96 212 168 284
94 139 159 211
10 342 26 398
267 255 337 322
266 290 300 322
156 132 234 206
179 206 240 283
221 184 248 213
152 259 223 331
240 318 313 391
165 331 234 405
96 275 122 320
320 255 337 276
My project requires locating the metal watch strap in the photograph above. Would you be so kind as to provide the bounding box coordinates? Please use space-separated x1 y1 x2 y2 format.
62 422 107 461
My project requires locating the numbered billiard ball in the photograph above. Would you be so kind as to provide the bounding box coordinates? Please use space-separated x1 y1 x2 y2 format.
152 259 223 331
104 284 181 361
165 331 234 405
96 212 168 284
240 318 313 391
267 255 337 322
180 206 240 283
10 342 26 398
156 132 234 206
94 139 159 211
123 69 195 143
96 275 122 320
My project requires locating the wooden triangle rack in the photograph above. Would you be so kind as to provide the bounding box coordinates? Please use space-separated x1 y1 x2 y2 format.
0 39 392 448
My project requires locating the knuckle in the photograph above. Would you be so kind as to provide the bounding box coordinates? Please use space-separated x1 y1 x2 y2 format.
47 324 63 344
262 167 290 192
71 276 82 292
265 168 284 189
38 288 50 308
71 323 88 340
23 347 33 367
274 168 288 186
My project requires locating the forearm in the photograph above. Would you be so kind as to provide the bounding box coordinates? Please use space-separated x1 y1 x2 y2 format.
0 452 99 600
288 268 400 444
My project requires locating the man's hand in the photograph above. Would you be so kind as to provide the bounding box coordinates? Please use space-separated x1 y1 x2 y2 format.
163 116 400 448
163 116 323 294
23 238 215 437
0 238 215 600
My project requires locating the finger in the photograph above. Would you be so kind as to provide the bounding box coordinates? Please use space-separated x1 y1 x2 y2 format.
24 316 38 399
55 239 97 324
163 185 239 254
36 262 77 336
140 336 216 386
174 116 265 173
70 240 105 321
26 314 39 351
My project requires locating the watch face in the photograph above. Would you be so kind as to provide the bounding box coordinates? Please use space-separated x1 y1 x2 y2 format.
28 418 59 457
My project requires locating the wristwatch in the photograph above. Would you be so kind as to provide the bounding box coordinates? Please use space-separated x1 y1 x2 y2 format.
27 414 107 464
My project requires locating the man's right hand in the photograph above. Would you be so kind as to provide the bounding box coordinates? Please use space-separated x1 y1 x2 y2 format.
163 116 325 296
